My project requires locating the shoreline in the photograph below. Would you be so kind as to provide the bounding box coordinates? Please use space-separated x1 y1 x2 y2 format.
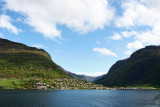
0 87 159 90
0 78 159 90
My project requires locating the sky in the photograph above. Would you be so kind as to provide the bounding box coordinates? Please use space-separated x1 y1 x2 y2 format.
0 0 160 76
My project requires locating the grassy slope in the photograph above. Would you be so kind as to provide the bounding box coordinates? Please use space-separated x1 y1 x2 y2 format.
0 53 70 79
0 39 70 79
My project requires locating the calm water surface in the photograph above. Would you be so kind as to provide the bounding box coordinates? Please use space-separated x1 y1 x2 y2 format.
0 90 160 107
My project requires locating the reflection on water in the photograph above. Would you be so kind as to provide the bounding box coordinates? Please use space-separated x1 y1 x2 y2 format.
0 90 160 107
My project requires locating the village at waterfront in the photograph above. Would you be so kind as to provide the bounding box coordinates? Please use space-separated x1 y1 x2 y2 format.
0 78 151 90
0 78 106 90
34 78 105 90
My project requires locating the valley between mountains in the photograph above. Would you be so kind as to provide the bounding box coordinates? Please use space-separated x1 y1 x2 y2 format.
0 38 160 90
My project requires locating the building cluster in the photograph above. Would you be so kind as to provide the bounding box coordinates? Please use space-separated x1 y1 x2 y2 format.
34 78 106 90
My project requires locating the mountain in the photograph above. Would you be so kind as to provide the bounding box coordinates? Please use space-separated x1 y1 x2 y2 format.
65 71 104 82
95 46 160 88
0 38 70 79
56 65 104 82
93 74 105 82
65 71 94 81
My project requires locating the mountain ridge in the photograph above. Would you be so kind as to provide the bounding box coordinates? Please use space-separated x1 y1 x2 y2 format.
0 38 51 60
0 38 70 79
95 45 160 88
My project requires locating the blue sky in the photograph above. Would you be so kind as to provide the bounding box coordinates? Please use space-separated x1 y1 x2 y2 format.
0 0 160 76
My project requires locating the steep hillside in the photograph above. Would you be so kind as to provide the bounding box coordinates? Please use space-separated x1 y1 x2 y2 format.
0 38 70 79
95 46 160 88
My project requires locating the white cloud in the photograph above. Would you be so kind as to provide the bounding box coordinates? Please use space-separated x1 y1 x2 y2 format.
93 48 117 57
141 0 160 11
110 33 122 40
127 40 143 50
115 1 137 27
125 27 160 54
136 32 155 45
122 31 137 38
110 30 137 42
3 0 114 39
135 22 160 46
0 14 21 35
124 50 132 56
115 0 160 27
32 44 47 49
117 0 160 56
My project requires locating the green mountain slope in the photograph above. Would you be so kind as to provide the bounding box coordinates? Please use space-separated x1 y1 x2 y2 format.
0 38 70 79
95 46 160 88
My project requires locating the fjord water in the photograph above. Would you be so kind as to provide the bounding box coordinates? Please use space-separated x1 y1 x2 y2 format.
0 90 160 107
